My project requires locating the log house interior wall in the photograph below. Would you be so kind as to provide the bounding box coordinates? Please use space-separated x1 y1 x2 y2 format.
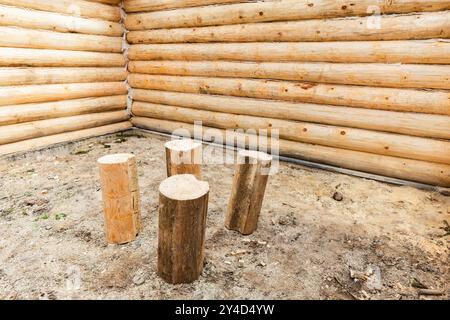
125 0 450 187
0 0 449 187
0 0 131 155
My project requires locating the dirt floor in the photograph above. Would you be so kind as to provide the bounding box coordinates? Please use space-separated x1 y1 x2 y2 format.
0 129 448 300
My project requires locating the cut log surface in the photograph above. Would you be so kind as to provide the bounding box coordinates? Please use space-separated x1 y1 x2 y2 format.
98 153 142 244
158 174 209 284
225 150 272 235
165 139 202 179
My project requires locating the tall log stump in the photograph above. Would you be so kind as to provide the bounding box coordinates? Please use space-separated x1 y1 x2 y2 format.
225 150 272 235
98 153 141 244
165 139 202 179
158 174 209 284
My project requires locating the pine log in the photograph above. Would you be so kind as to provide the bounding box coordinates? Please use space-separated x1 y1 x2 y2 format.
98 153 142 244
0 48 125 67
128 61 450 90
132 89 450 139
0 27 122 53
225 150 272 235
158 174 209 284
132 102 450 165
124 0 243 13
0 68 127 86
125 0 450 30
127 41 450 64
0 0 121 21
0 110 129 145
128 75 450 116
165 139 202 179
0 95 127 126
0 82 127 106
126 11 450 43
131 117 450 187
0 5 123 36
0 121 132 156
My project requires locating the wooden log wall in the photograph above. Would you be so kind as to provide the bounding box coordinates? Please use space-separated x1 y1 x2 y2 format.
0 0 129 155
125 0 450 187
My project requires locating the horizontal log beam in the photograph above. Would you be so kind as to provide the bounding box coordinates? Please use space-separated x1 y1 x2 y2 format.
128 61 450 90
132 89 450 139
0 5 123 36
131 117 450 187
0 121 132 156
126 0 450 30
127 74 450 116
0 0 121 21
127 11 450 43
124 0 243 13
0 82 127 106
0 95 127 125
0 110 129 145
128 41 450 64
132 102 450 165
0 48 125 67
0 67 127 86
0 27 122 53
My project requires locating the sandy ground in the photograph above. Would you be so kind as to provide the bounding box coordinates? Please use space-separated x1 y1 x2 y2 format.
0 129 448 300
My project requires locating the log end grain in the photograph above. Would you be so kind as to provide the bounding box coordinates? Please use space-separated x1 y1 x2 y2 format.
98 153 135 165
164 138 202 152
159 173 209 201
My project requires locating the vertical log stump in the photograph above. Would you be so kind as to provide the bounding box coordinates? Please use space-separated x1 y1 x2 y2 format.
165 139 202 179
98 153 141 244
158 174 209 284
225 150 272 235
